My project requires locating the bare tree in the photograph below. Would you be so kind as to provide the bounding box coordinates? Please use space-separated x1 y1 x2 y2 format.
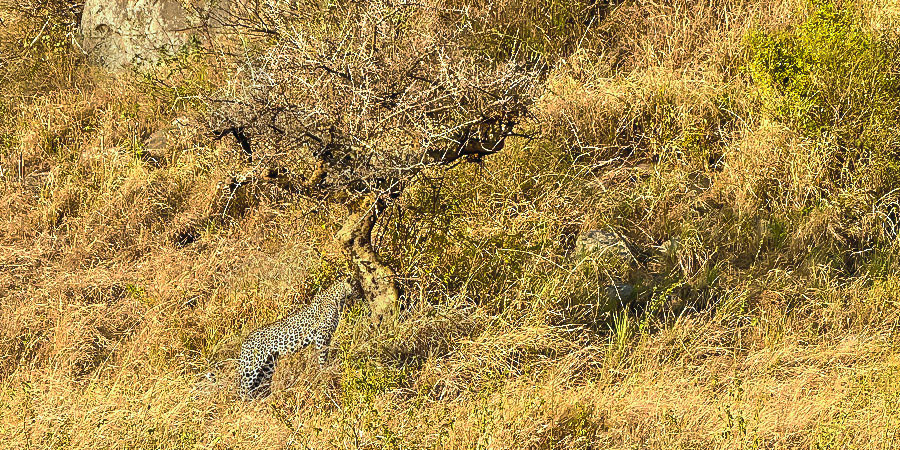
206 1 537 324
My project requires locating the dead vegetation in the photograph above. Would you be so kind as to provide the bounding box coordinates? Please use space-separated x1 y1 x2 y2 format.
2 0 900 448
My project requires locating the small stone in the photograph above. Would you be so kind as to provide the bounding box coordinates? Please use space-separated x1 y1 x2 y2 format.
141 117 190 166
574 229 635 263
141 128 168 166
144 128 168 151
604 283 634 302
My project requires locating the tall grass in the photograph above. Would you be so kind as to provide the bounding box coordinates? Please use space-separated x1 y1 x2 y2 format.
2 0 900 448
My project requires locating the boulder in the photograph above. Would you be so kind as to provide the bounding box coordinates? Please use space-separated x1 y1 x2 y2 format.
80 0 219 70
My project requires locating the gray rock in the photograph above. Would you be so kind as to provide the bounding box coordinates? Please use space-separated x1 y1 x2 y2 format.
80 0 190 69
80 0 227 70
574 229 635 263
604 283 634 302
144 127 168 151
141 127 169 166
141 117 190 166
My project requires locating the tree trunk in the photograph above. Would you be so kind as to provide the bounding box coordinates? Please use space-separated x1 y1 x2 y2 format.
336 194 399 325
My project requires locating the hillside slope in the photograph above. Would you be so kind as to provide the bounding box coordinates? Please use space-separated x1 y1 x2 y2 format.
2 0 900 448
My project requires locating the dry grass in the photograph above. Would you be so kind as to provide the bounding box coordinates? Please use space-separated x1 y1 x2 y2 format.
3 0 900 448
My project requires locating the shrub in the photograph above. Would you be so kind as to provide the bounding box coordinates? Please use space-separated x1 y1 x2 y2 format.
747 1 900 189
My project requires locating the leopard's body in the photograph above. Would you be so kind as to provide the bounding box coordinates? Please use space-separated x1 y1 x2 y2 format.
238 280 357 398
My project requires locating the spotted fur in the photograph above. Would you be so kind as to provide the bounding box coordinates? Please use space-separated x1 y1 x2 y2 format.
238 280 358 398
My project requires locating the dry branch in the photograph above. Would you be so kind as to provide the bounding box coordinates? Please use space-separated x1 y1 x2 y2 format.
206 1 537 321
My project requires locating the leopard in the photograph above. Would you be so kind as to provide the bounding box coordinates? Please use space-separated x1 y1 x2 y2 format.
238 278 359 398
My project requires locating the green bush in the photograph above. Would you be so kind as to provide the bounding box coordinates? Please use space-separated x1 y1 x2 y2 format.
747 1 900 188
